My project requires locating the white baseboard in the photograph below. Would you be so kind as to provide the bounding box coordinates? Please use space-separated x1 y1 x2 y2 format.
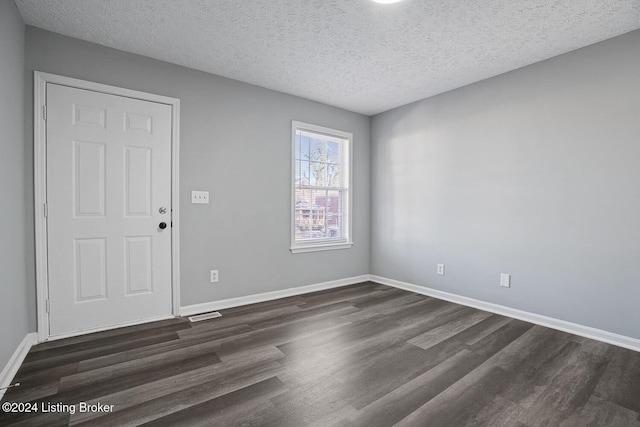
370 275 640 353
0 333 38 402
180 275 370 317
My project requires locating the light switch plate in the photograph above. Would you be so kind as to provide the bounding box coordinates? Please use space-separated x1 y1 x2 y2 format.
192 190 209 204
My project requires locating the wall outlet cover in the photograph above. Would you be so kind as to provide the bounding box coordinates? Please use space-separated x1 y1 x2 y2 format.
500 273 511 288
210 269 219 283
437 264 445 276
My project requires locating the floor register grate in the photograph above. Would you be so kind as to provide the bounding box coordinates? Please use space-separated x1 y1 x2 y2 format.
188 311 222 322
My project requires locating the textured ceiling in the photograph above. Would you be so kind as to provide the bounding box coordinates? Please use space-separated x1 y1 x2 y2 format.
14 0 640 115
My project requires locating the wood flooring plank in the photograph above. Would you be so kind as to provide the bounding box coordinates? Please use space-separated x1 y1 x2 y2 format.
253 300 360 330
270 375 351 426
571 335 612 356
307 404 359 427
18 332 182 374
395 366 513 427
277 298 463 366
385 320 537 426
27 318 190 354
335 342 460 410
58 337 222 391
78 324 250 372
408 309 493 350
349 287 421 309
24 322 191 363
3 282 640 427
376 297 462 327
351 319 533 426
1 381 59 404
174 323 254 340
209 306 356 355
72 364 284 426
466 318 534 358
560 396 640 427
219 295 305 316
489 340 582 411
295 282 385 310
466 396 528 427
3 411 70 427
593 346 640 413
276 305 481 392
499 326 573 369
409 323 571 425
13 362 79 387
340 293 425 322
68 347 285 425
516 346 610 426
452 313 512 346
349 349 476 426
8 350 222 426
138 376 287 427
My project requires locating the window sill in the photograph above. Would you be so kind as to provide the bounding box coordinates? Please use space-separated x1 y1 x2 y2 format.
290 241 354 254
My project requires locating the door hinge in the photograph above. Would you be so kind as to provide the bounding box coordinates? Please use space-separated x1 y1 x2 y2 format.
45 299 50 313
42 105 47 121
44 202 48 218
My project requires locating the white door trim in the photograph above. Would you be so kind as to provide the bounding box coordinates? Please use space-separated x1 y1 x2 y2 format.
34 71 181 342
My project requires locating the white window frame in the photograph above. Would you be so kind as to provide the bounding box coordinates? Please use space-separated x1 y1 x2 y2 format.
291 121 353 253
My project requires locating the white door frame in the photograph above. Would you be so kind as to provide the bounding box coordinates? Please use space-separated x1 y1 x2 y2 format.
34 71 181 342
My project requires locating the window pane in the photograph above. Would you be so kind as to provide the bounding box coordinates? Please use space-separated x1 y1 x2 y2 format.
326 190 342 238
326 140 340 163
311 190 325 239
327 163 340 187
309 190 325 239
310 161 327 186
309 138 324 162
298 160 310 184
295 187 312 240
297 133 310 160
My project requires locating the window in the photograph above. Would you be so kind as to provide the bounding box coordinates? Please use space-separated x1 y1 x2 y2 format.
291 121 353 253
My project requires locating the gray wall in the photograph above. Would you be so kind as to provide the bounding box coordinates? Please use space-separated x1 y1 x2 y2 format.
371 30 640 339
25 27 370 312
0 1 30 366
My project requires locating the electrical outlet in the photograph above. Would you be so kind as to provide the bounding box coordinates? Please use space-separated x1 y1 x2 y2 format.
500 273 511 288
210 270 219 283
192 190 209 204
437 264 445 276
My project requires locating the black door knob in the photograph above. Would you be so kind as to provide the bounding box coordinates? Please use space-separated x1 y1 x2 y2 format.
159 222 167 229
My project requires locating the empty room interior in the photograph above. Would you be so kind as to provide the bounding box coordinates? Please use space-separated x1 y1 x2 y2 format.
1 0 640 425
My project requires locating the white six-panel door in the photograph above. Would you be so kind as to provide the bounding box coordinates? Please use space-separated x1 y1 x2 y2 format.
46 83 173 336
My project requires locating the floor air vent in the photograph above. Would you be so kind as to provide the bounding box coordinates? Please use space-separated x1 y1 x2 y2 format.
188 311 222 322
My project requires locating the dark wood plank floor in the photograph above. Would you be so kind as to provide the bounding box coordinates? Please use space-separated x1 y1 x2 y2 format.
2 282 640 426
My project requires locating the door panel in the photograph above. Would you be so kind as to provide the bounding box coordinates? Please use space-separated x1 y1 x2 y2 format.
73 238 107 301
46 83 173 337
124 236 153 295
124 146 152 216
73 140 106 217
